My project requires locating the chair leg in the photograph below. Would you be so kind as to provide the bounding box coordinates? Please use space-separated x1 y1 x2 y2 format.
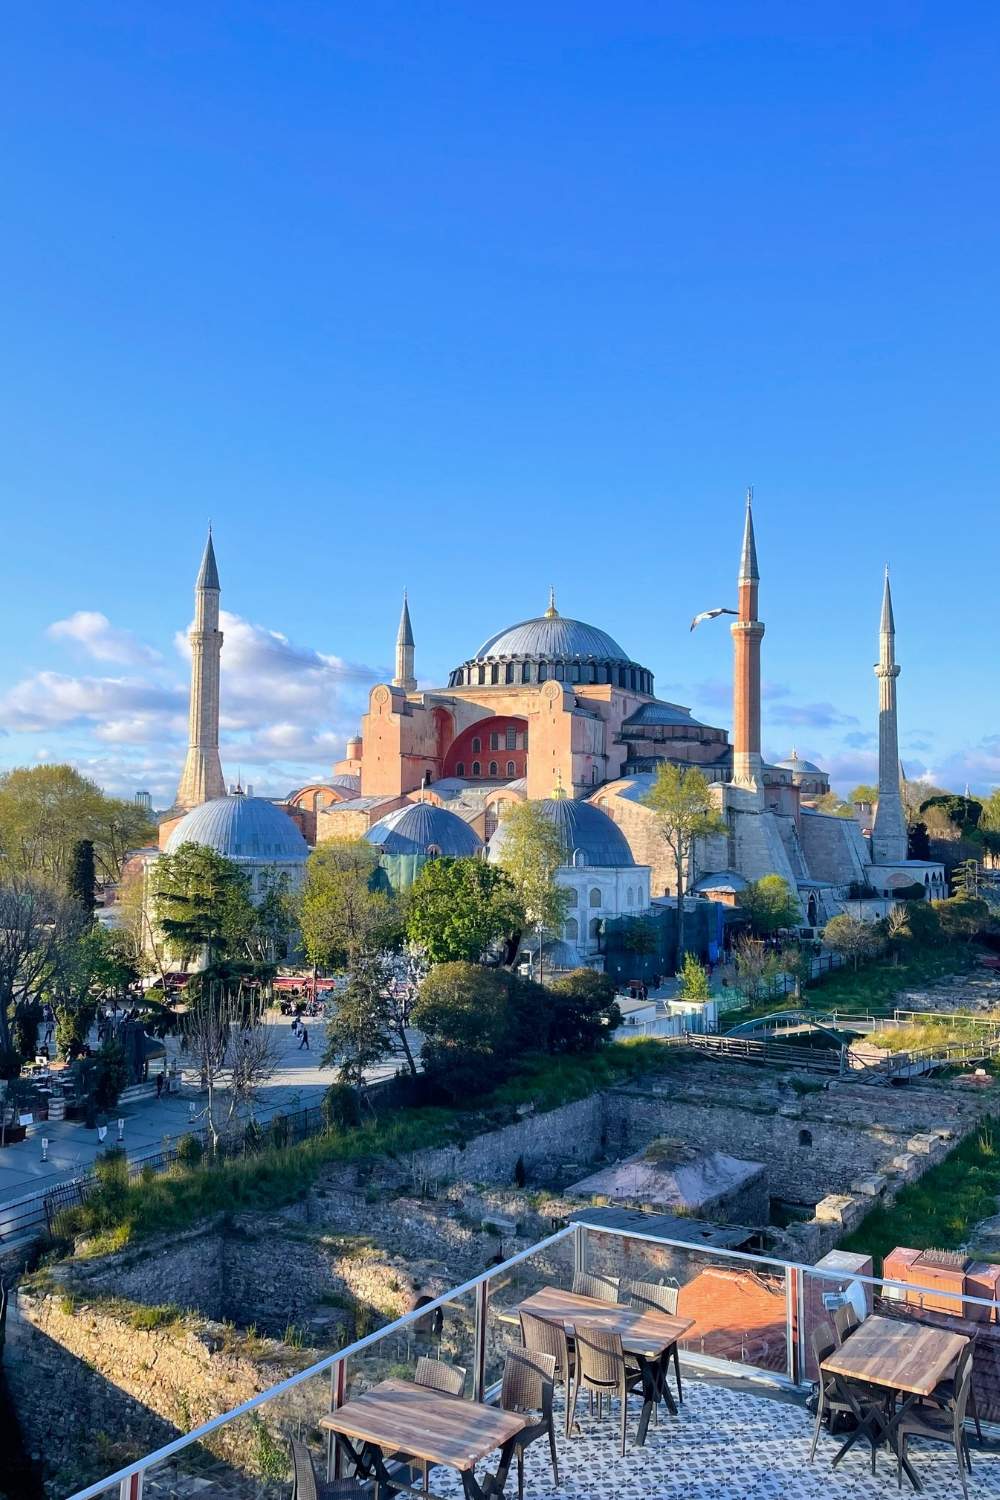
673 1344 683 1405
567 1376 579 1439
517 1445 524 1500
620 1390 627 1458
547 1416 559 1488
968 1381 983 1443
808 1393 826 1463
955 1433 970 1500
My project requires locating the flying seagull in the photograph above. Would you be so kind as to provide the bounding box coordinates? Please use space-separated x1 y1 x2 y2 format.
690 606 738 632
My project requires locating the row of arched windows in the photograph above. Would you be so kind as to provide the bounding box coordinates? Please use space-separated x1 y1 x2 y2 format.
564 917 603 941
455 760 518 778
470 731 526 754
448 660 653 693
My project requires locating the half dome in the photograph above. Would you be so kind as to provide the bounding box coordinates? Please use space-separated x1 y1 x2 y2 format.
488 798 634 869
164 794 309 863
365 802 483 858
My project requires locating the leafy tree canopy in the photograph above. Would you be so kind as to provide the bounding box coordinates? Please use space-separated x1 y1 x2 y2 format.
676 951 711 1001
738 874 801 935
546 968 621 1051
847 784 879 806
405 858 523 964
493 801 569 938
0 764 155 885
152 842 256 967
67 838 97 913
300 838 401 969
640 764 726 963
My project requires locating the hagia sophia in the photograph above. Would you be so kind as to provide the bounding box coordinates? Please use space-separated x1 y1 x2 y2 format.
152 501 944 968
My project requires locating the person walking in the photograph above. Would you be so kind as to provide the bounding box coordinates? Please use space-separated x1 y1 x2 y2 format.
290 1014 301 1038
298 1024 309 1051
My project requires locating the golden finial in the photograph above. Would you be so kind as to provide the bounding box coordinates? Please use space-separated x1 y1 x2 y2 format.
552 768 567 800
544 585 558 618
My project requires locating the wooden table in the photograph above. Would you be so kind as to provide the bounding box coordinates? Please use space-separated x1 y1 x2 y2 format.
821 1313 969 1490
504 1286 694 1441
320 1378 527 1500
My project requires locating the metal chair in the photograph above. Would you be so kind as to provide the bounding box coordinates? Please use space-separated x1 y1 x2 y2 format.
807 1322 884 1467
896 1343 974 1500
520 1309 575 1437
832 1300 860 1346
414 1355 466 1397
289 1439 365 1500
500 1348 559 1500
572 1271 620 1302
622 1278 682 1408
568 1325 642 1456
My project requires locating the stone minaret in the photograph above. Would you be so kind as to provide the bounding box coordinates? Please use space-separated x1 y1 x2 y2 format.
871 568 908 864
393 591 416 693
730 490 765 791
175 530 226 811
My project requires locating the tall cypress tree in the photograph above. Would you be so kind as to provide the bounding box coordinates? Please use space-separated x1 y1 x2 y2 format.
67 838 97 914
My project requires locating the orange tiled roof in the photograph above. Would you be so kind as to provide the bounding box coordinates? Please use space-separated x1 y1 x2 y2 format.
677 1265 788 1372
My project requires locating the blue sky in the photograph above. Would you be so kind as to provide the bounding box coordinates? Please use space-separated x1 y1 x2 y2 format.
1 3 997 805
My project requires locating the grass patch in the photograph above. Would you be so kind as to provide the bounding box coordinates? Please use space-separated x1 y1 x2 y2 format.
805 944 981 1016
128 1303 183 1331
489 1037 679 1111
866 1015 992 1053
840 1118 1000 1271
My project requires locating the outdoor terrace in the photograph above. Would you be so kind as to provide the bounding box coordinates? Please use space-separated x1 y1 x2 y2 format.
72 1221 1000 1500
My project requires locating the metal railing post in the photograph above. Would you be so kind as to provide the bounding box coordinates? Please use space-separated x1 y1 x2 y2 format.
474 1280 489 1402
119 1473 143 1500
573 1221 586 1277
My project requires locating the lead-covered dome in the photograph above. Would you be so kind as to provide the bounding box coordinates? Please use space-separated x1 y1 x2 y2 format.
488 797 634 869
449 595 653 693
164 794 308 864
365 802 483 858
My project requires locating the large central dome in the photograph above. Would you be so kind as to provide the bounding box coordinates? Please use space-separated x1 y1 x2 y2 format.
448 594 652 693
474 615 629 664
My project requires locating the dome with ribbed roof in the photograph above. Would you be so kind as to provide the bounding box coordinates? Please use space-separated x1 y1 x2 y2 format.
487 797 634 869
448 593 653 692
774 751 825 775
365 802 483 858
164 793 308 864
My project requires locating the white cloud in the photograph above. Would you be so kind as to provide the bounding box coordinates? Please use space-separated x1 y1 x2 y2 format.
0 672 183 732
48 611 160 665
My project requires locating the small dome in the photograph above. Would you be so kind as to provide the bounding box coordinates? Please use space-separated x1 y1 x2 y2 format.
774 751 824 775
488 798 634 869
691 870 749 894
165 794 308 863
365 802 483 858
328 774 361 792
473 615 630 664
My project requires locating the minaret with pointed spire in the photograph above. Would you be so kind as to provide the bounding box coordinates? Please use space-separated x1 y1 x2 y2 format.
393 590 416 693
871 567 908 864
730 489 765 792
175 530 226 810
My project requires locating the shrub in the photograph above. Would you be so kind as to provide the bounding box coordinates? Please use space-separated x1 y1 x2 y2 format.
128 1303 181 1331
676 952 711 1002
175 1134 204 1168
322 1082 361 1130
91 1040 128 1112
270 1115 289 1149
546 969 621 1051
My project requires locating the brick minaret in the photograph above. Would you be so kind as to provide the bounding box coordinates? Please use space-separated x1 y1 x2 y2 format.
393 591 416 693
730 490 764 791
175 530 226 810
871 568 908 863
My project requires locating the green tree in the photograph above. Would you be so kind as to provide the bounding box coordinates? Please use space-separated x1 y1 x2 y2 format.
546 968 622 1051
412 962 514 1097
933 895 989 942
152 843 256 967
0 879 70 1062
640 764 726 965
898 898 942 947
493 801 569 980
823 913 882 970
322 948 419 1082
676 951 711 1002
67 838 97 913
406 858 523 964
847 784 879 806
739 874 800 936
980 790 1000 833
300 839 399 969
0 764 155 884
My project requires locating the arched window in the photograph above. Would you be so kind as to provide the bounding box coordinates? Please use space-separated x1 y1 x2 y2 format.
618 667 627 687
477 665 486 684
799 1129 812 1148
522 663 531 683
489 761 498 776
427 844 441 858
456 762 465 777
571 663 580 682
538 662 548 682
506 760 516 776
554 662 564 680
589 887 601 908
505 663 514 683
589 917 602 940
490 663 499 684
626 886 634 907
472 737 481 753
564 888 578 906
472 761 481 777
565 917 579 941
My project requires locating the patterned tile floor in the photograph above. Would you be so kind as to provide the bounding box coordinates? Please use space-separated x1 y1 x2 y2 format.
427 1375 997 1500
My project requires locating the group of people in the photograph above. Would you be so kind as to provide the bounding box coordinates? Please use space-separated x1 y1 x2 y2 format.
290 1014 310 1050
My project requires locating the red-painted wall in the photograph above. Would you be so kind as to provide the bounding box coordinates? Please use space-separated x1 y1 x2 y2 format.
443 716 528 781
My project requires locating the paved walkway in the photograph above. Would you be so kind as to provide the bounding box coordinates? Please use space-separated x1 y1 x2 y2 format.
0 1015 419 1225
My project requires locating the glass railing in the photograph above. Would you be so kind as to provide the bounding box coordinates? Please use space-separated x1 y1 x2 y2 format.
68 1220 1000 1499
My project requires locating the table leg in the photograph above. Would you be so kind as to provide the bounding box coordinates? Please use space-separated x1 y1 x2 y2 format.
880 1392 924 1493
462 1437 518 1500
828 1378 888 1473
635 1353 673 1446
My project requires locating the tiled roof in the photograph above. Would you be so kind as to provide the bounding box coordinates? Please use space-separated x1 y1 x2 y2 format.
677 1266 788 1372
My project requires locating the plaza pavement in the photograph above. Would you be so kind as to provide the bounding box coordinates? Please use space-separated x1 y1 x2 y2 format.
0 1014 420 1227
